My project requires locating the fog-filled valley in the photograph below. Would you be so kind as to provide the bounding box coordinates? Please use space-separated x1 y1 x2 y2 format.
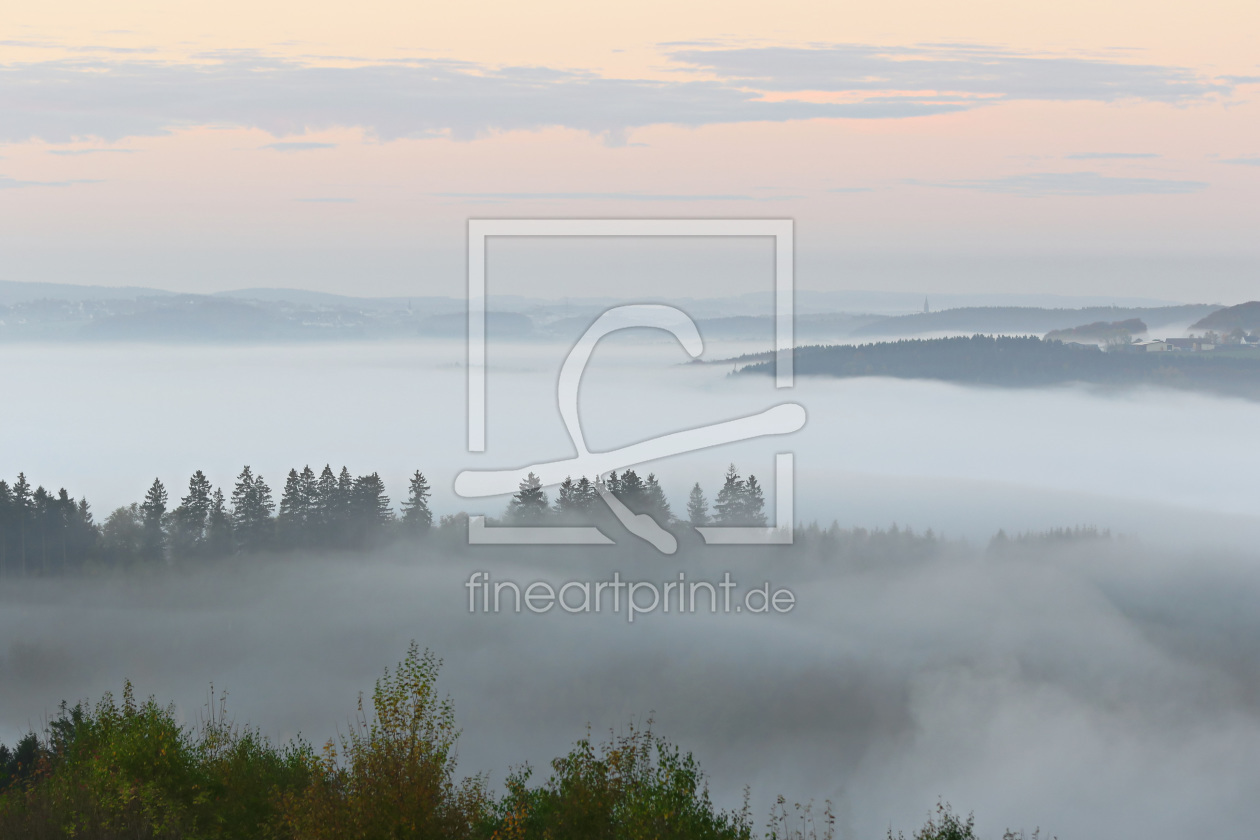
4 535 1260 839
3 337 1260 838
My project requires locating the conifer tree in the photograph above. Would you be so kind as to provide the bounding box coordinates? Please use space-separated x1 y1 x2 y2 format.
642 473 672 523
231 466 275 552
506 472 549 523
33 486 54 573
299 465 318 518
331 466 354 542
574 476 598 512
553 476 579 517
205 487 234 557
744 474 767 526
12 473 31 574
277 468 307 548
352 473 393 529
69 497 98 567
401 470 433 532
686 482 710 526
139 477 168 562
171 470 212 557
314 464 338 536
617 469 646 512
713 464 746 525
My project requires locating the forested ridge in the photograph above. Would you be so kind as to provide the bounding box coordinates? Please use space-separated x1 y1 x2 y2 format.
738 335 1260 397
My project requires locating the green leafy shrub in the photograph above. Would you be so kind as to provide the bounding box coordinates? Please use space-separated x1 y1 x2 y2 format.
489 719 752 840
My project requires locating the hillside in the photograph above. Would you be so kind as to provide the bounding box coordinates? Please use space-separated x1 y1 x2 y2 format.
851 304 1219 338
738 335 1260 398
1190 301 1260 333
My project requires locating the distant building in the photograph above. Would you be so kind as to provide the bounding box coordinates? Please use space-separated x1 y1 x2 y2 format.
1130 339 1172 352
1164 338 1214 351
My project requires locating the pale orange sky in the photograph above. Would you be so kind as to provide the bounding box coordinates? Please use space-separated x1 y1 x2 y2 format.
2 0 1258 300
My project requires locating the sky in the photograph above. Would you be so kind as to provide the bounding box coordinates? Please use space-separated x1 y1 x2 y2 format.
1 0 1258 301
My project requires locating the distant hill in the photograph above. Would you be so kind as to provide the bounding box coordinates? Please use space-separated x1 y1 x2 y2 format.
0 279 174 306
737 335 1260 399
79 298 328 342
1045 318 1147 345
852 305 1219 338
1190 301 1260 333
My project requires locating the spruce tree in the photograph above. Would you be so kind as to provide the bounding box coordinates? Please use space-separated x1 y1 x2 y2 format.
33 486 53 574
12 473 31 574
743 474 767 526
139 478 168 562
617 469 646 512
401 470 433 532
713 464 746 525
277 468 307 548
686 482 710 526
351 472 393 536
553 476 579 517
506 472 549 523
231 466 275 553
642 473 672 523
331 466 354 543
205 488 234 557
69 497 98 568
314 464 338 537
171 470 212 557
574 476 598 512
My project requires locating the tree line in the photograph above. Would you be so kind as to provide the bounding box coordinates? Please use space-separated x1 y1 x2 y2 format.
505 464 767 527
0 466 433 575
0 463 773 575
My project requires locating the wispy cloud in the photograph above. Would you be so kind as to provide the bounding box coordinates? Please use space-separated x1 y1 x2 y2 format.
0 175 101 189
1065 152 1160 160
0 54 959 145
927 171 1208 196
433 191 793 201
261 141 336 152
666 43 1227 103
1219 156 1260 167
0 43 1225 145
47 148 136 156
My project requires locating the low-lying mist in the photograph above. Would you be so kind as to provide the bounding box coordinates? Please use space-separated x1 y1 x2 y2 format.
3 533 1259 839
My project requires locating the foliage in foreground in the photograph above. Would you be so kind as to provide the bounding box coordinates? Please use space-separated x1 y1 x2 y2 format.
1 644 1047 839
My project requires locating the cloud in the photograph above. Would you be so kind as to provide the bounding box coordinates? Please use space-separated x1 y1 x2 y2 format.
666 43 1228 103
0 39 156 55
1220 156 1260 167
1065 152 1160 160
0 43 1221 145
927 171 1208 196
47 148 136 156
0 175 101 189
261 141 336 152
0 54 964 145
432 191 793 201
